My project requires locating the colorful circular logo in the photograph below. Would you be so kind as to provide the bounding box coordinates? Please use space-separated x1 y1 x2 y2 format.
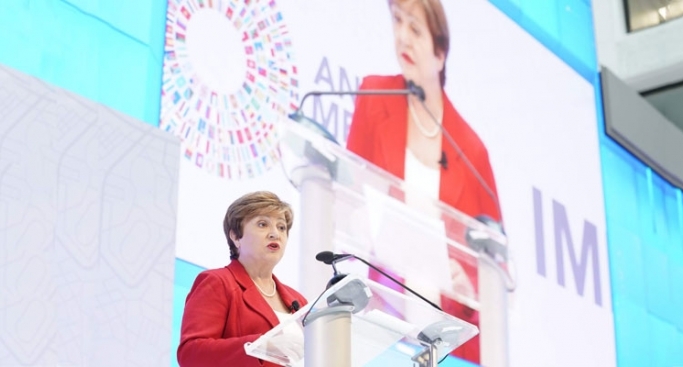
161 0 299 179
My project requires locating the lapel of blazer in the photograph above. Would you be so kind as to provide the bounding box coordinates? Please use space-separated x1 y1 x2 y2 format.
228 261 279 328
273 275 298 314
439 92 466 206
376 83 468 207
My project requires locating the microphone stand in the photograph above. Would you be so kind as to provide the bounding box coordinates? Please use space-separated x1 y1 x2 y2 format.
412 90 511 367
288 85 422 145
294 89 415 117
414 95 503 226
334 254 443 312
314 252 467 367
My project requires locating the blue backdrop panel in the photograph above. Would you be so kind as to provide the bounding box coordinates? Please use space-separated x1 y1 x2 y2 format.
172 259 205 367
489 0 597 82
0 0 165 125
601 124 683 366
492 0 683 366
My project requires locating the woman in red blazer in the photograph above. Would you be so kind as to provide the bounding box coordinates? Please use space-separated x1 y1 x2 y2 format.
177 191 307 367
346 0 501 364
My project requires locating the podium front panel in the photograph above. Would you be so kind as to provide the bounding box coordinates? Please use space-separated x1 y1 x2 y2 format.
245 274 479 366
279 118 509 309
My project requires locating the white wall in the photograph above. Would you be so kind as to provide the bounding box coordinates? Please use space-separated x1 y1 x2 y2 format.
592 0 683 91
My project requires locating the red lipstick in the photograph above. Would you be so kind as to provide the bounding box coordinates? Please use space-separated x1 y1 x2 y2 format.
267 242 280 250
401 53 414 65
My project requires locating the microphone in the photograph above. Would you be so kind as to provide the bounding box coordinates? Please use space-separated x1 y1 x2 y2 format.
315 251 442 311
315 251 352 265
438 151 448 170
289 300 301 313
289 80 425 144
409 82 503 228
293 81 424 117
406 80 426 102
315 251 352 288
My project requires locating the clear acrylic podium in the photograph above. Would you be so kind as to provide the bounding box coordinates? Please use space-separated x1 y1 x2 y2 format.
253 117 512 366
245 273 479 367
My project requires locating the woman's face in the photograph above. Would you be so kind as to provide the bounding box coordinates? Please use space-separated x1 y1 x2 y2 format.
391 1 444 87
232 212 288 267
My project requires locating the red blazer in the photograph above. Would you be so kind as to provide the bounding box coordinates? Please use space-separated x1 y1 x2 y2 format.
177 260 307 367
346 75 502 364
347 74 501 223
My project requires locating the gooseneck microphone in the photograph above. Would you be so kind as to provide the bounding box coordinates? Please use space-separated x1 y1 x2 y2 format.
408 82 502 225
293 81 424 118
406 80 426 101
315 251 442 312
315 251 352 289
289 81 427 145
315 251 352 267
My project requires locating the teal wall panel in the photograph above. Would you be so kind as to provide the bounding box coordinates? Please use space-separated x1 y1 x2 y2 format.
0 0 165 125
171 259 205 367
491 0 683 365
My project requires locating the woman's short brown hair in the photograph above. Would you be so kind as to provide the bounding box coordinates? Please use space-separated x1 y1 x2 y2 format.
391 0 450 86
223 191 294 260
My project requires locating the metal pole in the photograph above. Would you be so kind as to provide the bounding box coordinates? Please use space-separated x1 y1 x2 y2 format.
429 343 439 367
290 165 334 299
478 253 509 367
304 306 353 367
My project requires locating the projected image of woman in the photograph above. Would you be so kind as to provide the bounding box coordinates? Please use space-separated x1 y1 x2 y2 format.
346 0 502 363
